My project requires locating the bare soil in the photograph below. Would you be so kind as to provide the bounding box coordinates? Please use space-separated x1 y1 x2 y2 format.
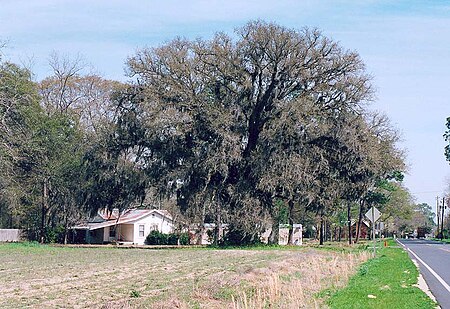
0 244 368 308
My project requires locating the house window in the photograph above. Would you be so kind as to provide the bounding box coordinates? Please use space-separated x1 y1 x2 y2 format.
150 224 158 231
139 225 145 237
109 226 115 238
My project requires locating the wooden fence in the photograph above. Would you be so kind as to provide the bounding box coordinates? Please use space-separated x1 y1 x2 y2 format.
0 229 22 242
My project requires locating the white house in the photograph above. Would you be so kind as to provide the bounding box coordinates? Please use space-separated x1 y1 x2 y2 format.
73 209 174 245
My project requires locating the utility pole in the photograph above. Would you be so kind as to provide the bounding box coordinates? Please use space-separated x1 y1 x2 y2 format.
437 196 441 239
442 197 446 240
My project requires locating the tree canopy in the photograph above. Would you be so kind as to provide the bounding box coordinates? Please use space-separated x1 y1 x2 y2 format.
0 22 411 244
445 116 450 162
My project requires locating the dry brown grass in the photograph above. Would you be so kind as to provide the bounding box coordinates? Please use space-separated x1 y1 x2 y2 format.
231 250 369 308
0 244 368 308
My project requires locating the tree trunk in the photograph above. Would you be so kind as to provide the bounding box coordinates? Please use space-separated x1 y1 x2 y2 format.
242 79 278 159
268 219 280 245
327 220 330 242
214 198 221 246
63 204 69 245
8 212 13 229
338 226 342 242
40 180 48 244
347 202 352 245
356 200 364 243
319 212 324 245
64 230 68 245
268 201 280 245
197 202 207 245
287 200 294 245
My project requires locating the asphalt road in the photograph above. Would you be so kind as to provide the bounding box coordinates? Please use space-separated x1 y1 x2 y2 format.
398 238 450 308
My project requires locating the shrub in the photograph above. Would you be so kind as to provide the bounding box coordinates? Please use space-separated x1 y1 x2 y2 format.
44 225 65 243
179 232 189 245
221 227 262 246
145 231 189 245
167 233 178 245
145 230 168 245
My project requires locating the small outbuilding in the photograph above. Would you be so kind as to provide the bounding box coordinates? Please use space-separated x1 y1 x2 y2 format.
261 224 303 245
340 220 370 240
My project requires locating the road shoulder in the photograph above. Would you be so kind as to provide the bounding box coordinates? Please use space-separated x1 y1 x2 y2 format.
397 239 441 308
411 259 439 304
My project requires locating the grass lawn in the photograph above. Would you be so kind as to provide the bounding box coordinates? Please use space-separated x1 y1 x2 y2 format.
327 240 436 309
432 238 450 244
0 242 368 308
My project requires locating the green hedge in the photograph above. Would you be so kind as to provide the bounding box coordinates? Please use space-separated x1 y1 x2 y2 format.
145 230 189 245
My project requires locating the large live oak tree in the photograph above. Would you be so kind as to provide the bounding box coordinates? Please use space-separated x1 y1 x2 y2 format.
117 21 381 243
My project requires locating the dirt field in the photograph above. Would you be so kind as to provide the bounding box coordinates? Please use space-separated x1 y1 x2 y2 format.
0 243 368 308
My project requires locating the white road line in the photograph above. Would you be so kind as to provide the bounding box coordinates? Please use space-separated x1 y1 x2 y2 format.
411 259 438 302
407 247 450 294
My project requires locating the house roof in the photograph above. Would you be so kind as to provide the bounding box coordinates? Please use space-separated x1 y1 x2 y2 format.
73 209 173 231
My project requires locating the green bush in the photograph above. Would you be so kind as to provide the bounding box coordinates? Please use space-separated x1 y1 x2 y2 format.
145 231 167 245
44 225 65 243
179 232 189 245
221 226 261 246
145 231 190 245
167 233 178 245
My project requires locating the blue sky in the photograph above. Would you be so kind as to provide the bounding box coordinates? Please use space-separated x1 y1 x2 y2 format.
1 0 449 213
